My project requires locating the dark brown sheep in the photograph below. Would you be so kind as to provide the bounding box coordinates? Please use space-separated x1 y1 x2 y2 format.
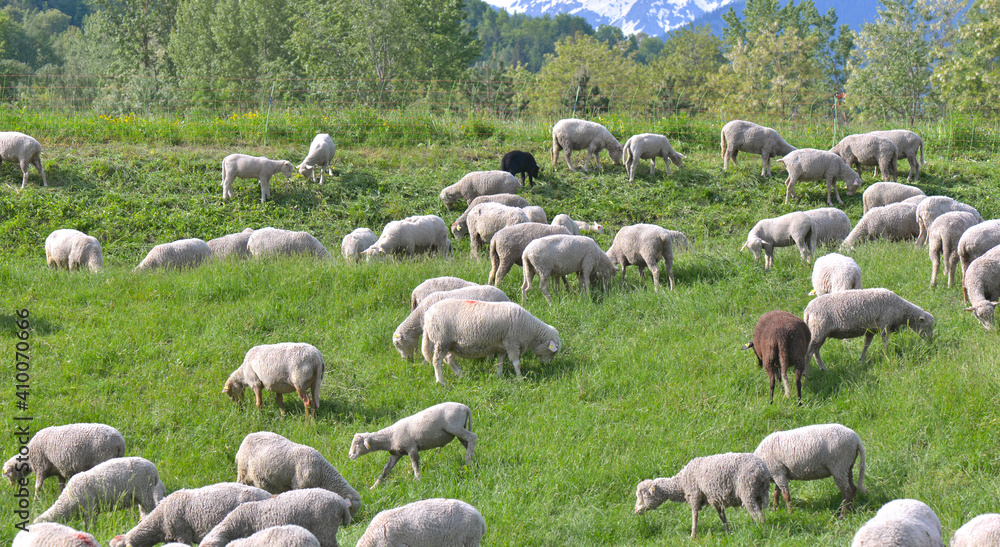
743 310 811 404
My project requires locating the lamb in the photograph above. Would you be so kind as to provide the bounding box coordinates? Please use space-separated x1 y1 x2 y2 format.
803 288 934 370
235 432 361 517
777 148 862 205
465 202 530 258
742 211 817 270
363 215 451 259
915 195 982 246
622 133 685 183
841 202 920 249
208 228 255 260
720 119 796 177
108 482 271 547
133 238 213 272
811 253 862 296
488 223 571 287
247 227 331 260
451 193 530 239
0 131 47 189
500 150 540 187
439 171 522 209
521 234 619 303
341 228 377 261
753 423 867 516
862 181 925 214
355 498 486 547
12 523 101 547
576 220 604 234
550 118 623 173
851 498 943 547
958 219 1000 291
44 229 103 272
420 300 561 383
198 488 352 547
393 285 510 361
551 213 582 235
348 402 477 487
221 153 294 203
830 133 899 182
803 208 853 247
928 211 979 287
605 223 675 290
297 133 336 185
223 342 325 416
34 457 166 527
742 310 811 403
633 452 771 538
950 513 1000 547
869 129 924 181
962 245 1000 329
409 276 479 310
226 525 321 547
3 423 125 496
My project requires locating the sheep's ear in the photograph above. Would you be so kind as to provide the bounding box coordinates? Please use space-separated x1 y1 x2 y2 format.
963 307 973 312
548 340 558 352
363 438 370 449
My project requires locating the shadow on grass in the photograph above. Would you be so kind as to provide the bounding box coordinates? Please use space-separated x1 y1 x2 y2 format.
0 313 60 337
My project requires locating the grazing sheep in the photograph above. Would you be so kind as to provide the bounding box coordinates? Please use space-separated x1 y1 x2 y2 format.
44 229 103 272
207 228 255 260
439 171 522 209
0 131 47 189
742 211 817 270
488 223 571 287
108 482 271 547
720 119 796 177
830 133 899 182
753 424 866 516
841 202 920 249
465 202 530 258
863 181 926 214
950 513 1000 547
575 220 605 234
810 253 862 295
928 211 979 288
870 129 924 181
223 342 324 416
355 498 486 547
803 288 934 370
247 227 330 260
3 423 125 496
221 153 294 203
551 213 582 235
521 234 619 303
916 196 982 246
34 457 166 527
550 118 623 173
522 205 547 224
633 452 771 538
606 223 675 290
410 276 478 310
500 150 541 187
742 310 811 403
297 133 336 185
198 488 351 547
13 523 101 547
803 208 852 248
851 499 943 547
235 432 361 517
393 285 510 361
958 220 1000 294
226 524 321 547
363 215 451 259
623 133 685 183
348 402 477 487
133 238 213 272
341 228 377 262
420 300 561 384
963 245 1000 329
451 193 530 239
777 148 862 205
666 229 692 251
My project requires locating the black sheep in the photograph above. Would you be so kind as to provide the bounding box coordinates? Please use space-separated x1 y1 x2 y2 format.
500 150 540 187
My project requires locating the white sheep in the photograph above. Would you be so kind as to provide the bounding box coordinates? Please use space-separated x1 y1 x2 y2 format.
606 223 675 290
108 482 271 547
221 153 294 203
297 133 336 185
633 452 771 538
0 131 47 189
915 196 982 246
34 457 166 527
928 211 979 288
393 285 510 361
409 276 478 310
550 118 623 173
522 205 547 224
133 238 213 272
226 524 321 547
3 423 125 496
810 253 862 295
851 498 943 547
223 342 325 416
235 432 361 517
666 229 692 251
247 227 331 260
207 228 255 260
841 202 920 250
958 219 1000 294
862 181 926 214
363 215 451 259
420 300 561 384
575 219 604 234
13 522 101 547
720 119 796 177
198 488 351 547
622 133 684 183
803 288 934 370
439 171 522 209
355 498 487 547
777 148 862 205
742 211 817 270
44 229 103 272
870 129 924 181
962 245 1000 329
803 207 853 248
465 202 530 258
488 223 571 287
450 193 530 239
551 213 582 235
950 513 1000 547
830 133 899 182
348 402 477 488
341 228 377 262
753 423 867 517
521 234 619 303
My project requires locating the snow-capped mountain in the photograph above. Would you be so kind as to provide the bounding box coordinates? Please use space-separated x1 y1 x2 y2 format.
485 0 741 35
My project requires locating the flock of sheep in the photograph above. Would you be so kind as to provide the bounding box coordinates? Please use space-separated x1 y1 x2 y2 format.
5 116 1000 545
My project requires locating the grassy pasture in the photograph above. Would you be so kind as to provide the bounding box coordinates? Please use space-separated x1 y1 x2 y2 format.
1 111 999 545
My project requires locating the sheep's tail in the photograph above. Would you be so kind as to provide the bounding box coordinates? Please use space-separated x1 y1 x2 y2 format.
856 438 867 494
720 128 727 160
465 406 473 433
918 140 924 167
314 355 325 411
488 238 500 285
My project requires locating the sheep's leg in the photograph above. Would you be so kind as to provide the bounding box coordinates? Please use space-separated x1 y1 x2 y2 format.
408 449 421 480
432 345 448 386
649 157 656 175
760 153 771 177
689 503 700 538
275 392 286 415
373 454 403 488
946 251 959 288
562 149 575 172
807 337 827 371
495 353 505 377
713 503 730 533
794 368 803 405
930 251 940 287
32 156 47 187
252 386 264 409
258 176 271 203
295 386 313 416
447 353 463 378
768 371 776 404
539 273 552 304
783 176 796 204
859 332 875 362
832 472 856 518
648 262 660 291
507 348 523 379
764 248 774 270
447 425 478 466
781 366 791 397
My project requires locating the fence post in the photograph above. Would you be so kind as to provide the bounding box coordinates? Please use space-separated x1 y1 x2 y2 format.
572 85 581 117
263 80 276 147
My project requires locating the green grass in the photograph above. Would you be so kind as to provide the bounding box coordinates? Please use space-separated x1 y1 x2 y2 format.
1 111 1000 545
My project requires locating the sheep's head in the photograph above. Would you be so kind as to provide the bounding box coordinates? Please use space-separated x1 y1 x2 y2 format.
634 479 668 514
279 161 294 178
222 374 246 404
361 245 386 262
844 171 863 195
742 237 764 261
348 434 373 460
608 143 623 165
909 310 936 339
965 301 997 330
534 334 561 363
440 187 459 209
2 455 28 485
668 150 686 168
451 221 468 239
393 330 415 361
297 162 315 179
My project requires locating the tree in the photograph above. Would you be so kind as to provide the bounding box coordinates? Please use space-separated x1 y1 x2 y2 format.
931 0 999 114
88 0 178 75
532 33 637 116
647 24 723 114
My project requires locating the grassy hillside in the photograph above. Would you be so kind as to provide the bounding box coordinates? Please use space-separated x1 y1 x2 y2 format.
1 111 999 545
